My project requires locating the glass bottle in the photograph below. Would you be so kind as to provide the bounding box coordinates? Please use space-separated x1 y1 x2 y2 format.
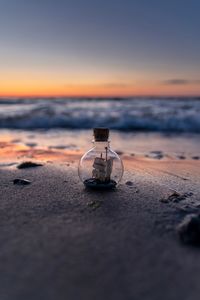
78 128 124 189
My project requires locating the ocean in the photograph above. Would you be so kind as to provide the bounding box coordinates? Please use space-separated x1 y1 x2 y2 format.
0 97 200 132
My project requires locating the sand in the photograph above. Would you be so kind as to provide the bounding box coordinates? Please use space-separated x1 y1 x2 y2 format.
0 137 200 300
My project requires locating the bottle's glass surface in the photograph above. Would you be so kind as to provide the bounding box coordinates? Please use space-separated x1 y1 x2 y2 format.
78 140 124 189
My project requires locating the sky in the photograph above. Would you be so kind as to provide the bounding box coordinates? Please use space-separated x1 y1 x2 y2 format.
0 0 200 97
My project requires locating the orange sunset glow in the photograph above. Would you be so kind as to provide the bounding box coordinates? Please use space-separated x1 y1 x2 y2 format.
1 77 200 97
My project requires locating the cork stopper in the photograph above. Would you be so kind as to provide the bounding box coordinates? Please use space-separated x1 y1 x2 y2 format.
93 128 109 142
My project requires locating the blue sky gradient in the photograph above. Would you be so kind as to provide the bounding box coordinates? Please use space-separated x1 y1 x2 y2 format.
0 0 200 96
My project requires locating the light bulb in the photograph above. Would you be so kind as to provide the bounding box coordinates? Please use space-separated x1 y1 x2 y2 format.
78 128 124 189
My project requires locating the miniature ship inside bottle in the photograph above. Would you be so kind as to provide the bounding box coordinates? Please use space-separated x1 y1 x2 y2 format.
92 148 113 182
84 153 116 189
78 128 123 189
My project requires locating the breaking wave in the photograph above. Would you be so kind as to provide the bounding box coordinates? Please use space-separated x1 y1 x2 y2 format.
0 97 200 133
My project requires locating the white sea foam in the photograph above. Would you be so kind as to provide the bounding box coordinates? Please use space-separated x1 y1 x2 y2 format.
0 97 200 132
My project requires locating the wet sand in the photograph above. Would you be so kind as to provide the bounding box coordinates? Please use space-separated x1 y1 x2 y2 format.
0 137 200 300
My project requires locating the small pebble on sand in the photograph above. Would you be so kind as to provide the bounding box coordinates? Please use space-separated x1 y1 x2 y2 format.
192 156 200 160
177 155 186 160
17 161 43 169
25 143 37 147
13 178 31 185
177 214 200 245
160 191 193 203
126 181 134 186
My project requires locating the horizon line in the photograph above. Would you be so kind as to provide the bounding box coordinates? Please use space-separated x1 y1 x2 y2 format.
0 94 200 99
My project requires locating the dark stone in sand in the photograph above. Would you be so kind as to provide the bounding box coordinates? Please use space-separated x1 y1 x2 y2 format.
168 192 186 203
17 161 43 169
192 156 200 160
178 155 186 160
84 178 117 190
25 143 37 147
177 214 200 246
13 178 31 185
160 191 193 203
126 181 134 186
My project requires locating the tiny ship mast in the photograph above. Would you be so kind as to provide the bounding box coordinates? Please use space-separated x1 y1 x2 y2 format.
92 129 113 182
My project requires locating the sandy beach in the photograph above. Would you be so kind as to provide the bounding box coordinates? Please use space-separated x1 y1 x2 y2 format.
0 132 200 300
1 0 200 297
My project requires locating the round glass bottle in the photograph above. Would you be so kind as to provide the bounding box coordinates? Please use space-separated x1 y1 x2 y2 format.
78 128 124 189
